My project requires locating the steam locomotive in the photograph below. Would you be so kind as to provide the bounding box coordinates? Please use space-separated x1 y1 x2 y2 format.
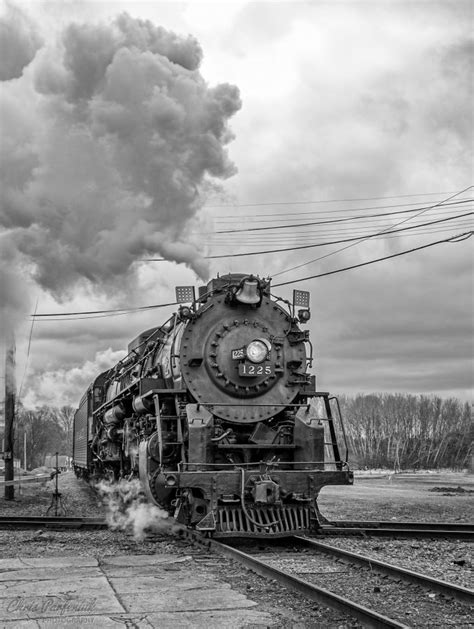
73 273 353 537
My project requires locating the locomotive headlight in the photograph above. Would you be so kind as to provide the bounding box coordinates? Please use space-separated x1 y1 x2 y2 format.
246 339 271 363
165 474 178 486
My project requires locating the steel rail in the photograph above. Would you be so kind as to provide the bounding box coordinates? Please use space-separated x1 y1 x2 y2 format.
326 520 474 532
294 536 474 605
320 525 474 540
208 537 409 629
0 516 107 530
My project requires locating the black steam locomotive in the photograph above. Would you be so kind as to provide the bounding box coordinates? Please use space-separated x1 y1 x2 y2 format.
73 273 353 537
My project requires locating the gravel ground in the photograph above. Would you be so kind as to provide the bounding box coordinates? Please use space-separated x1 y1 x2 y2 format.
0 470 472 628
251 543 473 628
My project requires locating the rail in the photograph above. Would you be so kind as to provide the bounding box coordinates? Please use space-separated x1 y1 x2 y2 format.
0 474 50 487
294 536 474 604
320 520 474 540
203 535 410 628
0 516 107 530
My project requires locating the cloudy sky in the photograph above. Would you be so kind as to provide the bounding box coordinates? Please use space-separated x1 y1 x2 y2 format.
0 0 472 410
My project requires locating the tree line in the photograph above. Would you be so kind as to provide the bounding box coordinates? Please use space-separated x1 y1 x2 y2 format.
11 404 74 470
334 394 472 470
4 394 473 471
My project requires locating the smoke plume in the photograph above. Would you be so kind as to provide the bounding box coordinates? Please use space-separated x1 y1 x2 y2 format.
0 8 241 298
96 478 178 542
0 2 43 81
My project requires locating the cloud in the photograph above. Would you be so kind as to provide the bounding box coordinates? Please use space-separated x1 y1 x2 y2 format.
312 244 473 398
0 2 43 80
22 347 126 408
1 10 241 303
4 1 472 406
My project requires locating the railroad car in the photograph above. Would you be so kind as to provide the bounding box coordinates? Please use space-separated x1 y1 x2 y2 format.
73 273 353 537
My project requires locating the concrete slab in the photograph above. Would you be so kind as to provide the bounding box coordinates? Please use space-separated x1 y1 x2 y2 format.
1 610 272 628
0 566 104 583
119 587 257 613
108 575 231 593
100 554 191 567
145 610 274 628
0 557 98 570
0 553 274 627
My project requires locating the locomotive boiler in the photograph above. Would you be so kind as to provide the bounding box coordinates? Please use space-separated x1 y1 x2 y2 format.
73 273 353 537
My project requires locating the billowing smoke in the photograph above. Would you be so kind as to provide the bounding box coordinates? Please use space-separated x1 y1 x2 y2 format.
96 478 180 541
0 7 241 300
0 2 43 80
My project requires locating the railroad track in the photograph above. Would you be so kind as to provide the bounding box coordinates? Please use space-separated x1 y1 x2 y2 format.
1 515 472 540
0 516 107 530
321 520 474 540
195 534 473 629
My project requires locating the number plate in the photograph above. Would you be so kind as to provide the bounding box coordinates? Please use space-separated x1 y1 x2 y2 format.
238 363 274 377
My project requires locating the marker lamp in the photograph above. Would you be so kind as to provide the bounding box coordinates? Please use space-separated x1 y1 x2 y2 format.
298 309 311 323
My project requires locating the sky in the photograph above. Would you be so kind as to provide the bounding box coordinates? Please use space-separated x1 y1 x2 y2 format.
0 0 473 411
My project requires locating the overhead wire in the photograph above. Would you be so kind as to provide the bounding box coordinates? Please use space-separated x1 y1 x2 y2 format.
272 185 473 277
212 199 473 231
205 221 474 246
207 211 474 241
206 190 460 209
272 231 474 287
32 302 177 318
29 189 473 321
197 211 474 259
31 229 473 321
141 211 473 262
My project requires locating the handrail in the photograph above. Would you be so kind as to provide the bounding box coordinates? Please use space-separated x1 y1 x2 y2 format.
329 395 349 464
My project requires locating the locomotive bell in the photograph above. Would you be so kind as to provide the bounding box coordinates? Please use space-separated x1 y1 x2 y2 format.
235 278 260 304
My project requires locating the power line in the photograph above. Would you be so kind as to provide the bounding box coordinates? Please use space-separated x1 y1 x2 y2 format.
215 199 474 234
206 220 474 246
32 301 177 320
213 197 472 221
31 229 473 322
207 215 474 242
272 231 474 288
206 190 459 209
202 211 473 259
273 185 473 277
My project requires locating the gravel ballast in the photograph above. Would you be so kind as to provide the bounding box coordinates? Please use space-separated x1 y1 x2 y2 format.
0 469 472 628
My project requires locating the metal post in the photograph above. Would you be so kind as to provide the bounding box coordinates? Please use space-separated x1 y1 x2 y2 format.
4 332 16 500
23 429 27 470
54 452 59 516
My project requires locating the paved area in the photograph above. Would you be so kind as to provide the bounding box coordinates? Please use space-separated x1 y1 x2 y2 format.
0 554 273 628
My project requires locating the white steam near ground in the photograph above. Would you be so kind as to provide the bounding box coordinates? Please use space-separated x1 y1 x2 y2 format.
96 477 182 542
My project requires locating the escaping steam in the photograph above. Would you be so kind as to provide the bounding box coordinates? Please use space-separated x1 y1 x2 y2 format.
96 478 180 541
0 6 241 298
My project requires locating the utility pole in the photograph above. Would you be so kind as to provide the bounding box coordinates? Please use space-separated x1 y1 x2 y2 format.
4 331 15 500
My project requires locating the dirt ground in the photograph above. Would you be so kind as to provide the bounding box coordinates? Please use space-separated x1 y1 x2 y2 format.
318 470 474 522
